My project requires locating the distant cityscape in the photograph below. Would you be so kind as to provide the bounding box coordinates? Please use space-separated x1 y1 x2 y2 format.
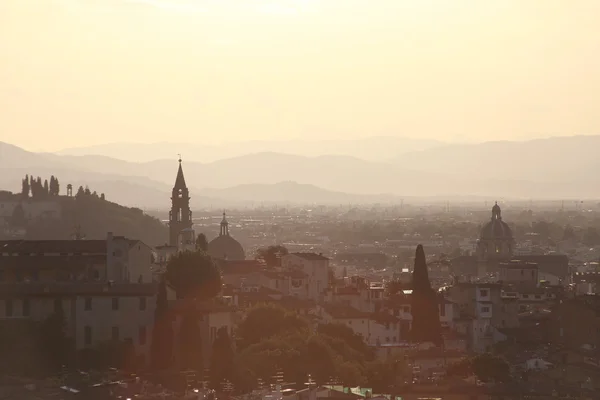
1 158 600 399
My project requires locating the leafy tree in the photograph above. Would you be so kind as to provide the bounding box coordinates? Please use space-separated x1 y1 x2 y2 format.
151 277 174 371
409 245 442 346
100 193 105 201
305 335 335 385
316 323 372 362
178 311 203 371
256 245 288 267
84 186 91 196
196 233 209 252
236 304 308 350
209 327 235 389
447 353 510 383
165 250 222 300
22 175 30 198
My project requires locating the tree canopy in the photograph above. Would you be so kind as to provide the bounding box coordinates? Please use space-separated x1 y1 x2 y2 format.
233 304 404 392
165 250 222 300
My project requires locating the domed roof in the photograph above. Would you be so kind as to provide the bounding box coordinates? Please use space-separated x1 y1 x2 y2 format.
208 235 245 261
207 212 245 260
480 202 513 240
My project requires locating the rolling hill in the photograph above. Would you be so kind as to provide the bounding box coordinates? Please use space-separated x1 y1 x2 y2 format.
4 136 600 206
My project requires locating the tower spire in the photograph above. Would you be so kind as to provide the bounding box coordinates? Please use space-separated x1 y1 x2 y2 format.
169 158 193 247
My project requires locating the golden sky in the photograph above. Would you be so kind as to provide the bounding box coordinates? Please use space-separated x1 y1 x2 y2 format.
1 0 599 151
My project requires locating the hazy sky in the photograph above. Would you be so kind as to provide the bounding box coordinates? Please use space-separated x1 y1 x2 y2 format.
1 0 600 152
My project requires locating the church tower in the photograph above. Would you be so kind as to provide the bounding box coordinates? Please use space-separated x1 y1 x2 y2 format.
169 158 193 247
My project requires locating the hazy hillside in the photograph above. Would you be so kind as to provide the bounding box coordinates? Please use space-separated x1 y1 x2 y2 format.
4 138 600 204
57 136 446 163
0 193 169 246
393 135 600 182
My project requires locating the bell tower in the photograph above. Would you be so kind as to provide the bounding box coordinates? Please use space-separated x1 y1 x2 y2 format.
169 157 193 247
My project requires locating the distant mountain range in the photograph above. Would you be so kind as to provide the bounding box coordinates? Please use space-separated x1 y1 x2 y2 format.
57 136 446 163
2 135 600 207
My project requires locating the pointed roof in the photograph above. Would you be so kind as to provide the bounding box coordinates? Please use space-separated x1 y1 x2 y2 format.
174 158 187 189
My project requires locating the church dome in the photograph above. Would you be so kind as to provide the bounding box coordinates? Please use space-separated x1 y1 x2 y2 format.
208 235 245 261
207 213 245 260
480 202 513 240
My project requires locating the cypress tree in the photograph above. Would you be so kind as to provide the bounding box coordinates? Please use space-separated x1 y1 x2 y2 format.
209 327 235 389
43 179 49 196
22 175 30 198
409 245 442 346
178 310 203 371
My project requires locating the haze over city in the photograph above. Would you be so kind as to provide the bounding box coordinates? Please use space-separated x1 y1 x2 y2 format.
3 2 600 398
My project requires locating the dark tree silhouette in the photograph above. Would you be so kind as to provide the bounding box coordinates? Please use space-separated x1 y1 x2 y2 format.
256 245 289 267
76 186 85 198
21 175 30 198
84 186 91 196
100 193 105 201
165 250 221 300
43 179 49 196
49 175 60 196
38 299 71 371
151 278 174 371
178 310 203 371
409 245 442 346
209 327 235 389
196 233 209 252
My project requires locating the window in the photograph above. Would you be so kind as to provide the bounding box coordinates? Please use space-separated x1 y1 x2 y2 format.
31 270 39 281
534 295 541 300
521 269 524 276
84 326 92 346
84 298 92 311
440 304 446 317
22 299 30 317
15 270 22 282
139 326 147 345
139 297 146 311
210 327 217 343
5 300 13 317
112 326 120 341
112 297 119 311
403 306 410 313
481 307 490 313
0 269 3 281
523 294 529 299
479 289 488 297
